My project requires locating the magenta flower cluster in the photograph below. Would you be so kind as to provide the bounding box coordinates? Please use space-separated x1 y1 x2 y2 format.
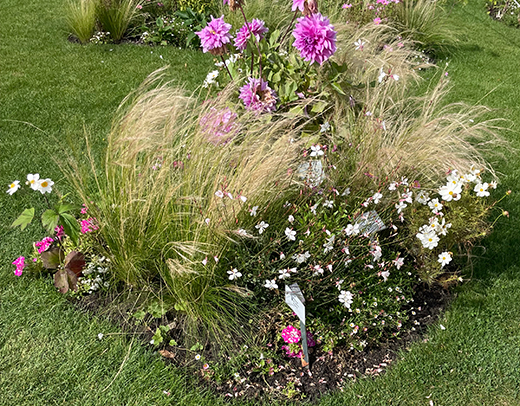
281 325 316 358
80 218 99 234
239 77 277 113
196 15 232 56
292 13 337 65
12 256 25 276
199 107 238 145
234 19 268 51
281 325 301 343
35 237 54 254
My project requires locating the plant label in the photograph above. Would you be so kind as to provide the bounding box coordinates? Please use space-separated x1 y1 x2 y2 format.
356 210 386 235
297 160 325 187
285 283 309 366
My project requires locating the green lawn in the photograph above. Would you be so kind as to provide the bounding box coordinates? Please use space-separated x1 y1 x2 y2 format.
1 0 520 405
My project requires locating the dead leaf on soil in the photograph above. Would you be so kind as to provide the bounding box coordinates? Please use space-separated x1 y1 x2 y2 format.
159 350 175 359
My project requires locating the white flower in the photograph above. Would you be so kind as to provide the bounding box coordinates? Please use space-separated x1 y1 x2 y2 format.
202 257 208 266
438 251 452 267
37 178 54 194
393 257 404 270
293 251 311 264
342 188 351 196
415 190 430 204
285 227 296 241
320 122 330 133
392 74 399 81
26 173 40 190
228 268 242 280
378 67 387 83
401 189 413 203
344 223 360 236
255 221 269 234
380 270 390 282
97 333 104 340
354 39 365 50
437 218 452 236
365 111 373 117
215 190 224 198
6 180 20 195
280 252 286 260
388 181 398 191
239 195 247 202
213 256 219 263
313 264 324 276
439 182 462 202
278 269 291 279
395 201 407 214
474 182 490 197
288 215 295 223
195 354 201 360
323 200 334 208
323 235 335 253
428 198 443 213
310 203 318 215
237 229 248 236
250 206 258 216
338 290 354 309
207 70 219 80
264 279 278 289
372 192 383 204
310 144 324 157
416 230 440 250
370 244 382 261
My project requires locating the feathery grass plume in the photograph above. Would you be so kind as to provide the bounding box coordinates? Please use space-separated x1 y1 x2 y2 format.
96 0 141 42
65 0 97 44
392 0 458 55
62 69 308 347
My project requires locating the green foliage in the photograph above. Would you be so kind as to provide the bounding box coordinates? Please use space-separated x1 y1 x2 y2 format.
176 0 215 13
11 208 35 231
65 0 97 44
486 0 520 28
96 0 141 42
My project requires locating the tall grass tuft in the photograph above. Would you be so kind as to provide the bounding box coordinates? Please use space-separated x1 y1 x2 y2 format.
96 0 141 42
65 0 97 44
63 70 308 346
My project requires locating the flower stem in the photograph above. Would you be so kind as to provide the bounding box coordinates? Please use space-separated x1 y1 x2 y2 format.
221 55 234 81
238 3 263 77
278 10 298 51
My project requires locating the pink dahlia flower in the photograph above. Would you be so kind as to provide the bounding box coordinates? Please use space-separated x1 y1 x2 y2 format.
234 19 268 51
292 13 336 65
199 107 238 145
239 78 277 113
196 15 232 56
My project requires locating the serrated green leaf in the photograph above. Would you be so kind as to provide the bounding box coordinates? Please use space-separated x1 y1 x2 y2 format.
190 342 203 352
132 310 146 321
60 213 80 245
42 209 60 233
12 208 35 231
169 339 178 346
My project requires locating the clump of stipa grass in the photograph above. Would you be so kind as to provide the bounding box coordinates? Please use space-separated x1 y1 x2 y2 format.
64 70 307 346
96 0 141 42
65 0 97 44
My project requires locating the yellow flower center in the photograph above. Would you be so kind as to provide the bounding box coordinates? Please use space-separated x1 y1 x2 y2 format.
449 191 453 195
30 180 35 184
41 181 48 188
10 183 15 188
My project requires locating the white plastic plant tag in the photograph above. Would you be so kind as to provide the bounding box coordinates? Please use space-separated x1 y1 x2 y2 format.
285 283 305 324
356 210 386 236
297 160 325 187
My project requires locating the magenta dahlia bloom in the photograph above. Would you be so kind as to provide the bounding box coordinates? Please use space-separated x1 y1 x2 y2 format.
196 15 232 56
239 77 277 113
292 13 337 65
234 19 268 51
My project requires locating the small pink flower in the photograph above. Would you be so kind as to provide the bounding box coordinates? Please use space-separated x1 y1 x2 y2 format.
54 225 65 240
34 237 54 253
342 3 352 8
373 17 382 25
136 4 142 9
80 218 99 234
80 204 88 214
281 325 301 344
12 256 25 276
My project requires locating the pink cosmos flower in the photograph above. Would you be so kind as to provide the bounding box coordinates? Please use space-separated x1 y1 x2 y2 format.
292 13 337 65
199 107 238 145
12 256 25 276
196 15 232 56
374 17 382 25
239 77 277 113
234 19 268 51
34 237 54 253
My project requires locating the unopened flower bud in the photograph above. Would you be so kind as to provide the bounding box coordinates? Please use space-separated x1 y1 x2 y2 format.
503 210 510 218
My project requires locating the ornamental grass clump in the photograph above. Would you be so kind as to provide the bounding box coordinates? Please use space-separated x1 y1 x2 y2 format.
65 0 97 44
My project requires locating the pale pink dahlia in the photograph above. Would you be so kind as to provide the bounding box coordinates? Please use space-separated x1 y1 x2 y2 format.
199 107 238 145
239 78 277 113
292 13 336 65
234 19 268 51
196 15 232 56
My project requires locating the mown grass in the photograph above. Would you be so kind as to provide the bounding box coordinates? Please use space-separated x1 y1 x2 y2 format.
1 0 520 405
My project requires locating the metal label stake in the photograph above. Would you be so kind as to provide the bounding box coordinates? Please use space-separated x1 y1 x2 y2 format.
285 283 309 367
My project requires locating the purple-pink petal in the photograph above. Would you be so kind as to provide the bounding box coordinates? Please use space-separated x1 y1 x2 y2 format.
292 13 337 65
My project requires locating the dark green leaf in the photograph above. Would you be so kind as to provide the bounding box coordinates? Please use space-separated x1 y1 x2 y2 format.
60 213 80 245
11 208 35 231
42 209 60 233
330 82 346 95
57 203 75 214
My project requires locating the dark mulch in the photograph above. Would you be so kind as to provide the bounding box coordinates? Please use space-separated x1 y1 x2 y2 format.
73 283 451 403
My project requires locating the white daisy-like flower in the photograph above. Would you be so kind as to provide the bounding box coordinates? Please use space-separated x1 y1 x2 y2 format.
195 354 201 360
416 230 439 250
338 290 353 309
6 180 20 195
26 173 40 190
255 221 269 234
438 251 452 267
428 198 443 213
474 182 490 197
354 39 365 50
264 279 278 289
37 178 54 194
285 227 296 241
415 190 430 204
439 182 462 202
310 144 324 157
227 268 242 280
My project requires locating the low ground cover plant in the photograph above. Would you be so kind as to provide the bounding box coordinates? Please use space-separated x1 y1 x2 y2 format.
12 0 508 400
486 0 520 28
